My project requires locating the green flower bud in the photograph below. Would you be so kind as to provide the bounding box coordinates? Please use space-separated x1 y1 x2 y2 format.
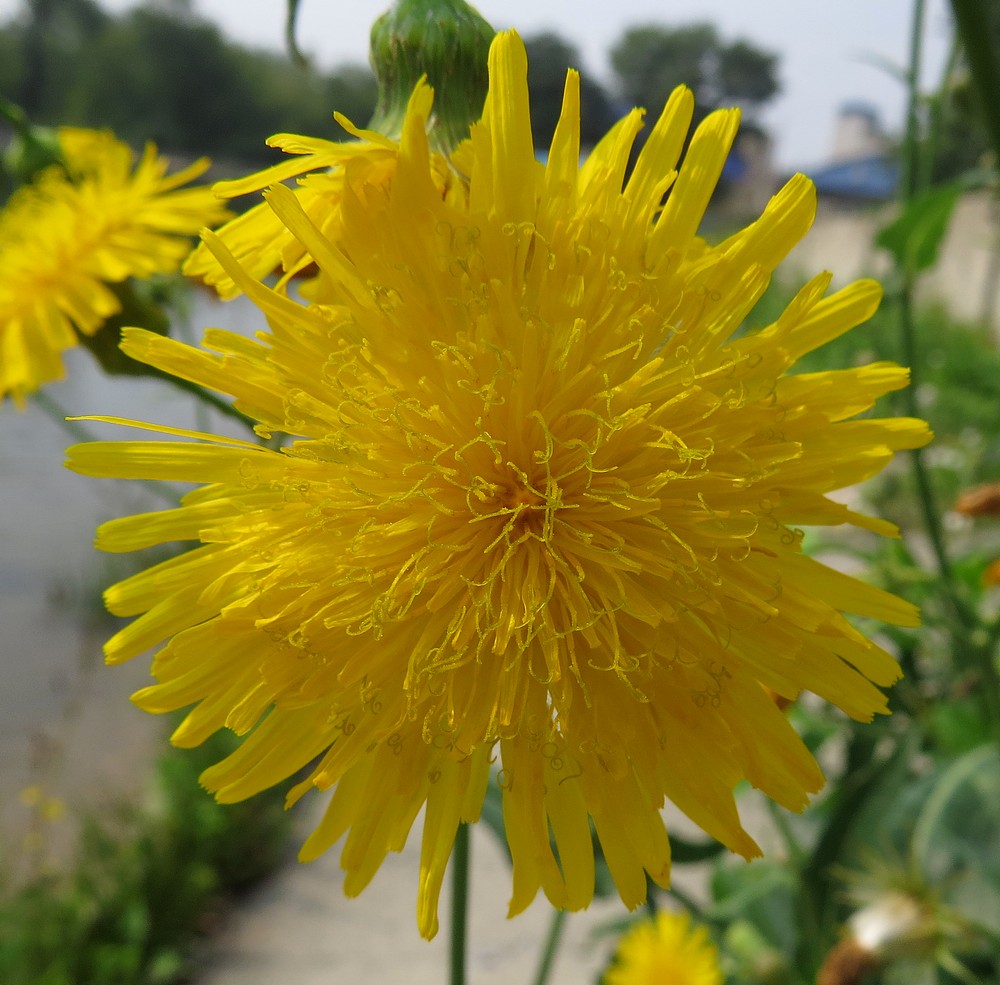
0 96 62 185
368 0 495 154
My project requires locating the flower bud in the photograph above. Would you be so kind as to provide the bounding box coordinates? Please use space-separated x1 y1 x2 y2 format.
368 0 495 153
0 97 61 183
818 892 939 985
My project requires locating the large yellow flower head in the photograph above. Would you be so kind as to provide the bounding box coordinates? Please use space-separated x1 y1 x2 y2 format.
68 32 929 939
604 911 724 985
0 127 229 405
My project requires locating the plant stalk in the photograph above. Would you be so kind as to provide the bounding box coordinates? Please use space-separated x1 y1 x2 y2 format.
895 0 973 631
531 907 567 985
450 822 470 985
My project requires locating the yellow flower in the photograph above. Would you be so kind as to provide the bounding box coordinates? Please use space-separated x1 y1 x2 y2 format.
605 911 724 985
182 117 464 300
0 127 229 405
67 32 930 939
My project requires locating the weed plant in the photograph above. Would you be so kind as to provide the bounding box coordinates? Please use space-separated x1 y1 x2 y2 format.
0 725 293 985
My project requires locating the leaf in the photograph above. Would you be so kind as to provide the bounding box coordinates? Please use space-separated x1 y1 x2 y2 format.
911 744 1000 884
669 834 727 865
875 182 963 274
853 51 909 84
911 744 1000 940
709 861 799 955
950 0 1000 168
478 780 512 863
930 698 993 755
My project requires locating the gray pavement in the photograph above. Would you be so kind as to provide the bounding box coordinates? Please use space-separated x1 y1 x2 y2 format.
191 804 628 985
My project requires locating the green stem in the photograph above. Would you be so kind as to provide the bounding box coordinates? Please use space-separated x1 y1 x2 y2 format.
900 0 927 203
895 0 972 630
531 907 567 985
916 38 961 194
897 279 958 596
34 389 98 444
666 882 708 921
152 370 258 434
644 875 659 917
765 798 806 870
973 625 1000 745
450 822 470 985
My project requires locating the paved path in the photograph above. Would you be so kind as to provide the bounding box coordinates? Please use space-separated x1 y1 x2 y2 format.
190 796 720 985
192 805 622 985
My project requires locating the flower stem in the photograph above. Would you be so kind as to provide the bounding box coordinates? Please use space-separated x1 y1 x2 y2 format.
149 370 259 434
531 907 567 985
895 0 971 628
897 281 957 595
666 882 708 922
449 822 470 985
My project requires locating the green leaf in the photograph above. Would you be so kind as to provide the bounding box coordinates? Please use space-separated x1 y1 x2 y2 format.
911 744 1000 885
709 861 799 956
930 698 992 755
950 0 1000 168
876 182 963 273
669 834 727 865
478 781 511 864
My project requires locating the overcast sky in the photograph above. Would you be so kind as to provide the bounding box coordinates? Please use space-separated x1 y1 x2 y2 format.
2 0 953 168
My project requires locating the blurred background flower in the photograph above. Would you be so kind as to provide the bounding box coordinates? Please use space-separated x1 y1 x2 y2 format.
603 911 723 985
0 122 228 405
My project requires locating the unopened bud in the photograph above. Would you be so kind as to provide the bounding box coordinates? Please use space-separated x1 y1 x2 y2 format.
818 892 939 985
368 0 495 153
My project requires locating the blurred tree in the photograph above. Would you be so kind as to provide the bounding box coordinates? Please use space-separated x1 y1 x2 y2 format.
0 1 377 165
12 0 109 117
68 8 259 156
523 32 616 150
322 65 379 130
609 22 779 119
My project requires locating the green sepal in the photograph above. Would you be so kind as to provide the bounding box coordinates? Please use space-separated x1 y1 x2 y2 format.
368 0 495 154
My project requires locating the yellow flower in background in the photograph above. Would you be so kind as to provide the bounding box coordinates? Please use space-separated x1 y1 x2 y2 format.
0 127 230 406
604 911 724 985
68 31 929 939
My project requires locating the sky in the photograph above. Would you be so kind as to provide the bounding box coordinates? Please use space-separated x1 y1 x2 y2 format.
3 0 953 168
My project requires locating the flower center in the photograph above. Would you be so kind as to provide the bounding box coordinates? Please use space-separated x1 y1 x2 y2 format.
498 476 546 512
471 463 555 543
499 475 547 534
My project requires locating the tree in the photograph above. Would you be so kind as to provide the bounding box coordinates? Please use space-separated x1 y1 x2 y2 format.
0 0 376 164
609 22 779 118
12 0 109 116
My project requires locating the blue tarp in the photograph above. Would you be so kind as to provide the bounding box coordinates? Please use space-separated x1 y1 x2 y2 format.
807 155 899 201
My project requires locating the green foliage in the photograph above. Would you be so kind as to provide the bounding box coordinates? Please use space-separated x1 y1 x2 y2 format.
0 1 376 163
876 183 964 275
609 22 779 115
947 0 1000 179
0 726 293 985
